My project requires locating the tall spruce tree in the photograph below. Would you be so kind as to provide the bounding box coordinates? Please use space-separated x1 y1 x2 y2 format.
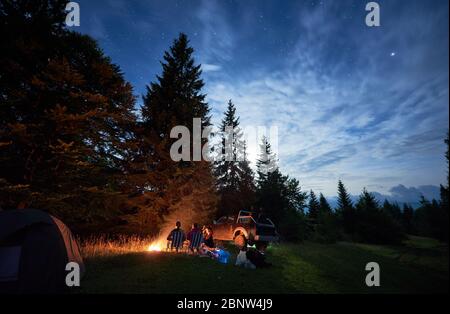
255 137 307 239
238 142 256 211
355 188 403 244
319 193 332 214
0 0 137 226
356 188 379 212
256 136 281 218
308 190 320 221
139 33 217 232
214 100 249 216
313 193 339 243
142 33 210 136
256 136 278 184
337 180 355 235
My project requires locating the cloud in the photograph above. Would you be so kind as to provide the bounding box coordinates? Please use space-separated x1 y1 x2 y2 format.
196 0 234 65
388 184 441 204
202 63 222 72
204 1 448 196
77 0 448 197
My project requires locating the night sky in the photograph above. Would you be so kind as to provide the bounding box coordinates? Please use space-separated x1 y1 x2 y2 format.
76 0 449 203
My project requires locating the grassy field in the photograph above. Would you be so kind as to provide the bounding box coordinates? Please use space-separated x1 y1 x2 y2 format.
76 236 448 294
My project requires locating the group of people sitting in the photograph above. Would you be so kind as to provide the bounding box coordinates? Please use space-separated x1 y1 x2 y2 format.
166 221 215 254
166 221 271 269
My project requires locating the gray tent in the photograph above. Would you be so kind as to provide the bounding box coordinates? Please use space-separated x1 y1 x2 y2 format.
0 209 84 293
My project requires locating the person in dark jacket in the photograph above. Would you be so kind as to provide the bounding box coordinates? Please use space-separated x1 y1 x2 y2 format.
187 223 202 253
187 223 201 240
167 221 186 252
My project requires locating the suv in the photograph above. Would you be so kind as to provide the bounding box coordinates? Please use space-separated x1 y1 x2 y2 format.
212 210 279 248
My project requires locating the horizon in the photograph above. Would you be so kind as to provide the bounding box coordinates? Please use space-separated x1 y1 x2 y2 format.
76 0 449 201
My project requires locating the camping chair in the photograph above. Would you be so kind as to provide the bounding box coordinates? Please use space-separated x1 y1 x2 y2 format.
188 231 204 253
166 230 186 253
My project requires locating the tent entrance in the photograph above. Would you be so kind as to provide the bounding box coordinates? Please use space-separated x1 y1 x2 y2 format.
0 246 22 282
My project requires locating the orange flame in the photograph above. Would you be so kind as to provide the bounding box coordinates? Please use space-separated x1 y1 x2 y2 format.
146 237 166 252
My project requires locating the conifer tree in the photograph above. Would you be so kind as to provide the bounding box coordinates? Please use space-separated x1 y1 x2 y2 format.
319 193 332 214
356 188 379 212
214 100 248 216
255 137 307 239
313 193 339 243
0 1 137 226
355 188 403 244
256 136 278 183
142 33 210 136
139 33 217 231
238 142 256 211
336 180 355 235
308 190 320 221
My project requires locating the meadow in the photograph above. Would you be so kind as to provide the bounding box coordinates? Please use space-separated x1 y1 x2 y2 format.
75 235 449 294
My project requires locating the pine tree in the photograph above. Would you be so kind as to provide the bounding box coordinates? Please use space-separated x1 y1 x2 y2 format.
308 190 320 221
336 180 355 235
256 136 278 184
356 188 379 212
138 33 217 232
414 196 449 242
0 1 137 226
214 100 250 216
313 193 339 243
337 180 353 210
355 188 403 244
255 137 307 240
142 33 210 137
237 142 256 211
319 193 332 214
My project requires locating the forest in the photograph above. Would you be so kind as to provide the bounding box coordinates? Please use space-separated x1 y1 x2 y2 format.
0 0 448 246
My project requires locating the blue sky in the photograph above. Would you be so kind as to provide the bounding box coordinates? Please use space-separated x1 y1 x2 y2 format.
76 0 449 202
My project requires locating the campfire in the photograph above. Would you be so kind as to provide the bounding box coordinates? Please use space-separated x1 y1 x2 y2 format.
146 237 167 252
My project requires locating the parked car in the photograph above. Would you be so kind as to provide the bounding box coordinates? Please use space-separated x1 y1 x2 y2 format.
212 210 279 248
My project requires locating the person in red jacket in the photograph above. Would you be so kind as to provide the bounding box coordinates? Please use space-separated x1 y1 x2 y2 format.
187 223 201 241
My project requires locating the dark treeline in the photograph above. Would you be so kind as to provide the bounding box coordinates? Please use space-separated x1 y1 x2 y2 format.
0 0 448 244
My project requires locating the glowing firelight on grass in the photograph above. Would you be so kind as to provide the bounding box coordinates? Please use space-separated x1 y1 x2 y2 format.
146 238 166 252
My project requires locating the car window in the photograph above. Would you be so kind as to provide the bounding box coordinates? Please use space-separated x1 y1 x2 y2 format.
216 217 227 224
238 217 253 224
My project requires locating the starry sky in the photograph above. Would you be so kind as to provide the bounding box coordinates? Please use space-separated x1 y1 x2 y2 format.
76 0 449 203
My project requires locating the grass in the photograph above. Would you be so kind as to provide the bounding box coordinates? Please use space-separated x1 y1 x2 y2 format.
75 236 448 294
79 235 150 258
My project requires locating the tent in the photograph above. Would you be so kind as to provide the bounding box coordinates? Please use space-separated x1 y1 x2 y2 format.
0 209 85 294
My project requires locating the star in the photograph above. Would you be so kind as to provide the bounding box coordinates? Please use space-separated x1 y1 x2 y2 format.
390 52 396 57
